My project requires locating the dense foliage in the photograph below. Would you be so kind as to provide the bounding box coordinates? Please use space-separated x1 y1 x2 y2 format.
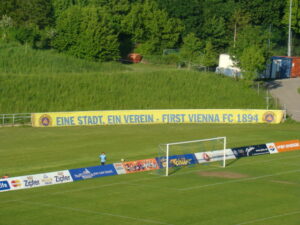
0 0 297 76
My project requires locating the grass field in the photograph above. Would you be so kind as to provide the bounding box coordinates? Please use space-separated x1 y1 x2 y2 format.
1 123 299 225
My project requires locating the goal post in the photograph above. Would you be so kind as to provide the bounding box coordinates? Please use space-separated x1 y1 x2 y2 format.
158 137 227 176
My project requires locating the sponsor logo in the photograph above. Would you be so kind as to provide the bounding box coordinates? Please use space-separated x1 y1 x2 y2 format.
74 169 93 179
262 111 275 123
202 152 211 161
156 154 197 168
42 175 53 185
72 168 115 180
266 143 278 154
39 114 52 127
275 140 300 152
170 158 192 166
232 144 269 158
195 149 236 164
54 172 71 183
24 176 40 187
122 159 159 174
10 179 22 188
245 146 256 156
0 181 10 191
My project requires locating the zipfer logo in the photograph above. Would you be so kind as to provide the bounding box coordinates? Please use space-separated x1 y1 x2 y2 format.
0 181 10 191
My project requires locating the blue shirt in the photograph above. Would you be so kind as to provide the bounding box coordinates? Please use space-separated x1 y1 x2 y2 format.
99 154 106 162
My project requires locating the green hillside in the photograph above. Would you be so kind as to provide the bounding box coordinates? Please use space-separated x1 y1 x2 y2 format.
0 44 273 114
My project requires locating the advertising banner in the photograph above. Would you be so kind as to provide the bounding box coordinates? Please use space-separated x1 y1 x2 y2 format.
195 149 236 164
0 170 73 192
120 158 159 174
69 164 118 181
31 109 284 127
274 140 300 153
232 144 270 158
156 153 198 169
266 143 278 154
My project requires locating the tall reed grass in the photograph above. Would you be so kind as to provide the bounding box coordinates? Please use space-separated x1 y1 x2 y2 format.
0 43 129 74
0 70 272 114
0 43 274 114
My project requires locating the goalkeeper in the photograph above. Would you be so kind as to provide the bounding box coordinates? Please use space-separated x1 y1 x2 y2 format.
99 152 107 165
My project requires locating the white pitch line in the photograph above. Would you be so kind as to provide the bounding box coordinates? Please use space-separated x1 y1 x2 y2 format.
17 200 174 225
178 169 300 191
235 210 300 225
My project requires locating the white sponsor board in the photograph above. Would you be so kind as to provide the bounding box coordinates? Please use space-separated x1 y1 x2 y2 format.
113 163 127 175
195 149 236 164
266 143 278 154
1 170 73 192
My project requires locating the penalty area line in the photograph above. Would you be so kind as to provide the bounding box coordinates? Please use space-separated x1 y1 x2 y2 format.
16 200 174 225
235 210 300 225
178 169 300 191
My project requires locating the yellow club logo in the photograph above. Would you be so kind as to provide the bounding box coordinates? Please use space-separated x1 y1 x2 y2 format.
263 111 276 123
39 114 52 127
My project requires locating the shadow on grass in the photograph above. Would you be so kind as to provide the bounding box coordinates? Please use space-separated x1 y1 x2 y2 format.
226 158 239 167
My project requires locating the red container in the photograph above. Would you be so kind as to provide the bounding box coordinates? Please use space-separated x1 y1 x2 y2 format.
127 53 143 63
290 57 300 78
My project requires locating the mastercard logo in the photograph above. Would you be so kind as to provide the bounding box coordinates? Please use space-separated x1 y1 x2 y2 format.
10 180 22 188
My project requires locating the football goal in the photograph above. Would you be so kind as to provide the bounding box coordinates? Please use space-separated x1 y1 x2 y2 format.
158 137 227 176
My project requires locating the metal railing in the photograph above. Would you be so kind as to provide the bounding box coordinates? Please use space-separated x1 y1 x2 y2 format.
0 113 31 127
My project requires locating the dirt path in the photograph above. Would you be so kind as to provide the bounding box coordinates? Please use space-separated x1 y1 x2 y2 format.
266 78 300 121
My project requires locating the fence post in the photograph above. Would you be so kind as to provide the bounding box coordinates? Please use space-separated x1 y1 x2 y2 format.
284 104 287 121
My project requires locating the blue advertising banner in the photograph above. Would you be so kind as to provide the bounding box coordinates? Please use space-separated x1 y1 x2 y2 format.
156 153 198 168
232 144 270 158
69 164 118 181
0 180 10 191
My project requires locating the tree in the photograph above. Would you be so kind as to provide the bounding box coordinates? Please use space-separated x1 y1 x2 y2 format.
123 0 184 55
230 25 270 61
201 41 217 67
200 16 228 51
239 45 265 81
229 9 250 48
53 6 120 61
180 33 203 67
156 0 203 36
238 0 286 26
0 0 54 29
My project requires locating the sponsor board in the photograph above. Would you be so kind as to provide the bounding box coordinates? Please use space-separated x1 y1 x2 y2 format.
113 163 127 175
195 149 236 164
31 109 284 127
232 144 270 158
69 164 118 181
121 158 159 174
156 154 198 168
274 140 300 153
0 180 10 191
266 143 278 154
0 170 73 192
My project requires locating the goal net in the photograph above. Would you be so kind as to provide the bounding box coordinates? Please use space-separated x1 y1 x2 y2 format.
157 137 227 176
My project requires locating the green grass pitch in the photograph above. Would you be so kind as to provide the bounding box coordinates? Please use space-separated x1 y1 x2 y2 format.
0 123 299 225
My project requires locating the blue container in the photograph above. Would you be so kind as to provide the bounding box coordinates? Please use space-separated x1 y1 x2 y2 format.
270 56 292 79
